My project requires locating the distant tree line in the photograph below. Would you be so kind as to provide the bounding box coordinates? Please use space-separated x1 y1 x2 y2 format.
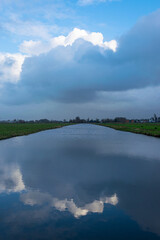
68 114 160 123
0 114 160 124
0 119 63 124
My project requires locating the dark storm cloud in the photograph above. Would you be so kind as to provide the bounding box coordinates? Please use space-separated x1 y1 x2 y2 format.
2 9 160 104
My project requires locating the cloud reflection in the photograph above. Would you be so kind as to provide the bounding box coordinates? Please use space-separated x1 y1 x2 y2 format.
0 162 25 193
1 125 160 236
21 190 118 218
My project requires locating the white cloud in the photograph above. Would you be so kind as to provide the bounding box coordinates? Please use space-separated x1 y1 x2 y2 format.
78 0 116 6
0 53 25 84
3 15 57 40
7 10 159 106
19 28 117 56
0 28 116 88
1 10 160 111
62 28 117 51
19 40 45 56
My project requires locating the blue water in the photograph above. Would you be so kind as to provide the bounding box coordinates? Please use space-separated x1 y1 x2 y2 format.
0 124 160 239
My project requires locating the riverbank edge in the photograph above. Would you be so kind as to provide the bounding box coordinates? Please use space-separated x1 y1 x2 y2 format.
0 123 72 141
97 123 160 138
1 123 160 141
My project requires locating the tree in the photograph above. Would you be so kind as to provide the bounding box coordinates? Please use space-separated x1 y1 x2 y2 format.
154 114 158 122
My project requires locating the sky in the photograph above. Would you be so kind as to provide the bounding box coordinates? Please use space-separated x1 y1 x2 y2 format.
0 0 160 120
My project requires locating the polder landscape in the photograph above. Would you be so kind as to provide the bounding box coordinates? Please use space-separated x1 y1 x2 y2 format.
100 123 160 138
1 0 160 240
1 120 160 240
1 116 160 140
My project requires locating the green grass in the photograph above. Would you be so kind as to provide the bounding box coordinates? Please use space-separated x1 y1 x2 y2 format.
1 122 160 141
98 123 160 137
0 123 71 140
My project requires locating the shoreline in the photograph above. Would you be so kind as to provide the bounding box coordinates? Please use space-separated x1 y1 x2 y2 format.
0 123 71 141
0 122 160 141
98 123 160 138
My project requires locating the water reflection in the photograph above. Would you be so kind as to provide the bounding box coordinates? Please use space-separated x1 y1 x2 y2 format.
21 190 118 218
0 124 160 239
0 160 25 193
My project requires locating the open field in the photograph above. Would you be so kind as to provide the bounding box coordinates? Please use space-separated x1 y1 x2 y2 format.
1 122 160 140
99 123 160 137
0 123 71 140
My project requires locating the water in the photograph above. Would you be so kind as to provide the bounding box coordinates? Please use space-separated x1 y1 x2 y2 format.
0 124 160 239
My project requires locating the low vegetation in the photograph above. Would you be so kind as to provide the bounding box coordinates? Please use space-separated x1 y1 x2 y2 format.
0 122 160 141
99 123 160 137
0 123 71 140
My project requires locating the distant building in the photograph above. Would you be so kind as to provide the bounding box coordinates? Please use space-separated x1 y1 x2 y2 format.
114 117 127 123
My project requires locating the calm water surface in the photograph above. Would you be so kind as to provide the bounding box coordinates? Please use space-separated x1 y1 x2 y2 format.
0 124 160 239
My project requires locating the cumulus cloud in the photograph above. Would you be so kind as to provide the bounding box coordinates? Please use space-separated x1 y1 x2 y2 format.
1 10 160 105
0 53 25 85
21 190 118 218
20 28 117 56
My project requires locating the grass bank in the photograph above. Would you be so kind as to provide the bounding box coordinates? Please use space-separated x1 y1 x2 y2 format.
0 123 71 140
1 122 160 140
98 123 160 138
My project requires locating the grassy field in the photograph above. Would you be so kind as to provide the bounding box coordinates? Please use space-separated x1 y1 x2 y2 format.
0 122 160 140
99 123 160 137
0 123 71 140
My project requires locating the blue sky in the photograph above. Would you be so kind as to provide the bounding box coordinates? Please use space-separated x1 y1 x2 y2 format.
0 0 160 120
1 0 160 52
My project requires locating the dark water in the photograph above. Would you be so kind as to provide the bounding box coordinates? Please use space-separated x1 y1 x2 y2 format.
0 124 160 239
